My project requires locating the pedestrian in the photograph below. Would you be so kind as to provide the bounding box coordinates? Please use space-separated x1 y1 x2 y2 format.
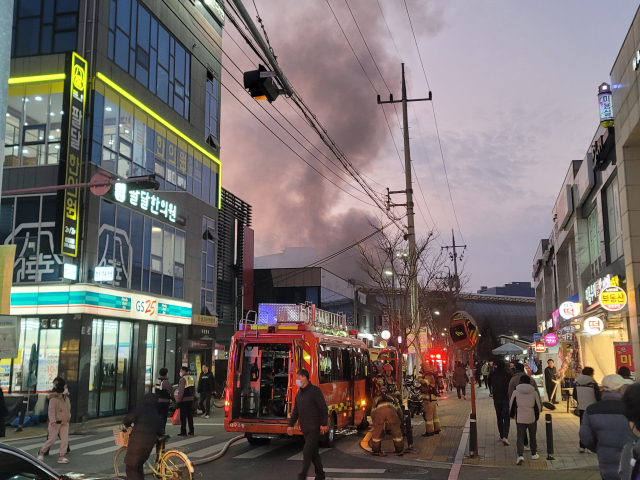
572 366 601 453
580 374 635 480
287 369 329 480
453 362 469 400
544 359 559 404
474 361 482 387
509 375 541 465
0 384 7 438
489 359 513 446
382 363 401 404
418 363 440 437
618 366 632 380
38 380 71 464
481 362 490 389
198 364 215 419
123 393 164 480
509 362 516 375
154 367 172 434
41 378 71 457
176 366 195 436
620 383 640 480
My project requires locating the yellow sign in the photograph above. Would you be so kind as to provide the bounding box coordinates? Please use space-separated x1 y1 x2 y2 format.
0 246 16 315
60 52 87 257
600 286 627 312
194 315 218 327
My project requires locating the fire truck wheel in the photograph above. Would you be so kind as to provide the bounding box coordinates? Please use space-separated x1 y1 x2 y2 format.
246 434 271 446
320 414 336 448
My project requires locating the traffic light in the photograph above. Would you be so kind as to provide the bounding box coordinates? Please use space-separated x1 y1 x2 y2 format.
244 64 279 103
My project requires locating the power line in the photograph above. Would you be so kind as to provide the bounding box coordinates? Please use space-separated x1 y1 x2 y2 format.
402 0 466 244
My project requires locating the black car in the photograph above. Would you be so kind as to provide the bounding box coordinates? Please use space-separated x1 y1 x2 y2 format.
0 442 120 480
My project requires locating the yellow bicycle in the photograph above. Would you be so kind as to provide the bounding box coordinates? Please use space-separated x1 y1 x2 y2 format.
114 434 194 480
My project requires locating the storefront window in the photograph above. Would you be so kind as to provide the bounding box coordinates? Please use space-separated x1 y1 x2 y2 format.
145 324 177 393
36 328 61 394
88 319 133 418
12 319 39 393
606 177 623 263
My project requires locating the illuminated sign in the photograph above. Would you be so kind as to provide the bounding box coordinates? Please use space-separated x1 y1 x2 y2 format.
535 342 546 353
63 264 77 280
583 317 604 335
598 83 614 128
379 340 387 348
585 274 619 307
544 333 559 347
193 315 219 327
381 330 391 340
600 286 627 312
94 266 115 282
112 183 177 222
633 50 640 71
559 301 580 320
202 0 225 25
546 319 553 329
59 52 87 257
614 342 634 373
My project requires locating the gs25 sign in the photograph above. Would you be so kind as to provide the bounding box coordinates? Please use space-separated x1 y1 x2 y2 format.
132 294 159 320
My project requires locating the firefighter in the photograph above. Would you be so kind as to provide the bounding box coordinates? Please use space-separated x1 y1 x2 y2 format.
371 387 404 457
372 360 386 398
382 363 402 403
418 362 441 436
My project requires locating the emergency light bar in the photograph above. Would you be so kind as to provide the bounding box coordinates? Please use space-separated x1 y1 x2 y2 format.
256 302 347 335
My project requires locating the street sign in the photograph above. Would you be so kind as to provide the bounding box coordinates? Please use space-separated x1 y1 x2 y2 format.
449 311 478 351
533 333 542 342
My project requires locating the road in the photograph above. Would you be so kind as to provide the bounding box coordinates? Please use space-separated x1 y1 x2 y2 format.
4 408 450 480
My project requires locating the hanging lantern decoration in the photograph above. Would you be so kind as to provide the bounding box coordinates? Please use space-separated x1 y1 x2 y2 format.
598 82 614 128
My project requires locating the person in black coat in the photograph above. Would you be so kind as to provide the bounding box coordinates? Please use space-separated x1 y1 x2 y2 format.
124 393 164 480
0 386 7 438
488 359 514 445
287 369 329 480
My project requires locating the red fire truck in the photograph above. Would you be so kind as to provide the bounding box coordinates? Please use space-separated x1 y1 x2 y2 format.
224 303 372 446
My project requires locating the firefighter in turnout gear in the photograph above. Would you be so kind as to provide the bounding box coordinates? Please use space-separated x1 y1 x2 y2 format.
371 387 404 456
372 360 386 398
382 363 402 404
418 362 441 436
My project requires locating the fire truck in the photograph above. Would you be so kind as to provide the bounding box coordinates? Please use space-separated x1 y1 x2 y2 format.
224 303 372 446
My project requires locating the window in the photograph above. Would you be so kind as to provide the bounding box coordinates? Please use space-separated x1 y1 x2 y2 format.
90 92 219 207
97 199 185 298
318 345 333 384
108 0 190 119
205 73 220 147
0 451 50 480
0 195 63 283
4 82 63 166
201 216 216 315
11 0 79 58
606 176 623 263
145 324 176 392
587 207 601 276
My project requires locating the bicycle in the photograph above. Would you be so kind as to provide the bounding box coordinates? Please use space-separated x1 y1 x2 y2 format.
114 432 194 480
212 381 227 408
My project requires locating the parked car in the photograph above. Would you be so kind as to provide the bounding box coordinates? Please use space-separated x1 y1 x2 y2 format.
0 442 119 480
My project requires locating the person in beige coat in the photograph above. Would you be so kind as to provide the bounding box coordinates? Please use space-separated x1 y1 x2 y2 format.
38 381 71 464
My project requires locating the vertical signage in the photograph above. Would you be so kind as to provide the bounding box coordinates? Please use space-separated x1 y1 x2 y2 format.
598 83 614 128
58 52 88 257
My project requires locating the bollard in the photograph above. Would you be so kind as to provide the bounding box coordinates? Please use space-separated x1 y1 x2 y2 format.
469 413 477 457
403 407 413 450
545 413 555 460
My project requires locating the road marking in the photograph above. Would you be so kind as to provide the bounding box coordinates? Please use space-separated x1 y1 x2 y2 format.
189 439 247 458
287 447 331 460
307 478 402 480
86 436 213 455
233 441 284 458
448 417 470 480
324 468 386 473
17 436 105 452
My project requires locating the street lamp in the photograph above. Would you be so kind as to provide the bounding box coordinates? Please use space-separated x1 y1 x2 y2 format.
514 334 519 339
384 270 393 276
434 310 440 315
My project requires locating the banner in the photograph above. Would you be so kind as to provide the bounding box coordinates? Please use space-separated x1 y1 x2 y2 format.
0 245 15 314
614 342 635 373
0 316 19 359
58 52 87 257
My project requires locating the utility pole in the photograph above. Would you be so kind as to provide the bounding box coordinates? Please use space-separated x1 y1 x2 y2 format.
442 230 467 291
378 64 432 365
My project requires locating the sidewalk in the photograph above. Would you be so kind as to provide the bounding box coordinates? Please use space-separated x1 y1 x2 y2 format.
376 383 601 471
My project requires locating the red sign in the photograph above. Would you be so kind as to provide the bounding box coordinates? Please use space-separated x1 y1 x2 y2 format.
614 342 635 373
535 341 546 352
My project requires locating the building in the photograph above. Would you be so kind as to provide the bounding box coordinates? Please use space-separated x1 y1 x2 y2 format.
253 267 381 344
0 0 231 422
533 84 628 378
477 282 535 298
457 292 537 338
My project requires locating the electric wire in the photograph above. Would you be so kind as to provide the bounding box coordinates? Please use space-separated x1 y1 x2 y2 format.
402 0 466 244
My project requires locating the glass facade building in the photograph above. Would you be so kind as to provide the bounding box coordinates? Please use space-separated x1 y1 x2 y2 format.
0 0 238 423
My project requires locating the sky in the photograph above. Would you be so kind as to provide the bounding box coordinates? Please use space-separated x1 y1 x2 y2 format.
219 0 640 292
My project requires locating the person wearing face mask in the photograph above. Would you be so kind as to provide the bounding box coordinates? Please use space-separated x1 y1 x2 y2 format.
41 378 71 457
620 383 640 480
287 369 328 480
38 380 71 464
176 366 195 436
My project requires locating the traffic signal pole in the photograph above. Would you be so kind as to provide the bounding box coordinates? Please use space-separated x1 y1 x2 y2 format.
378 64 432 361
